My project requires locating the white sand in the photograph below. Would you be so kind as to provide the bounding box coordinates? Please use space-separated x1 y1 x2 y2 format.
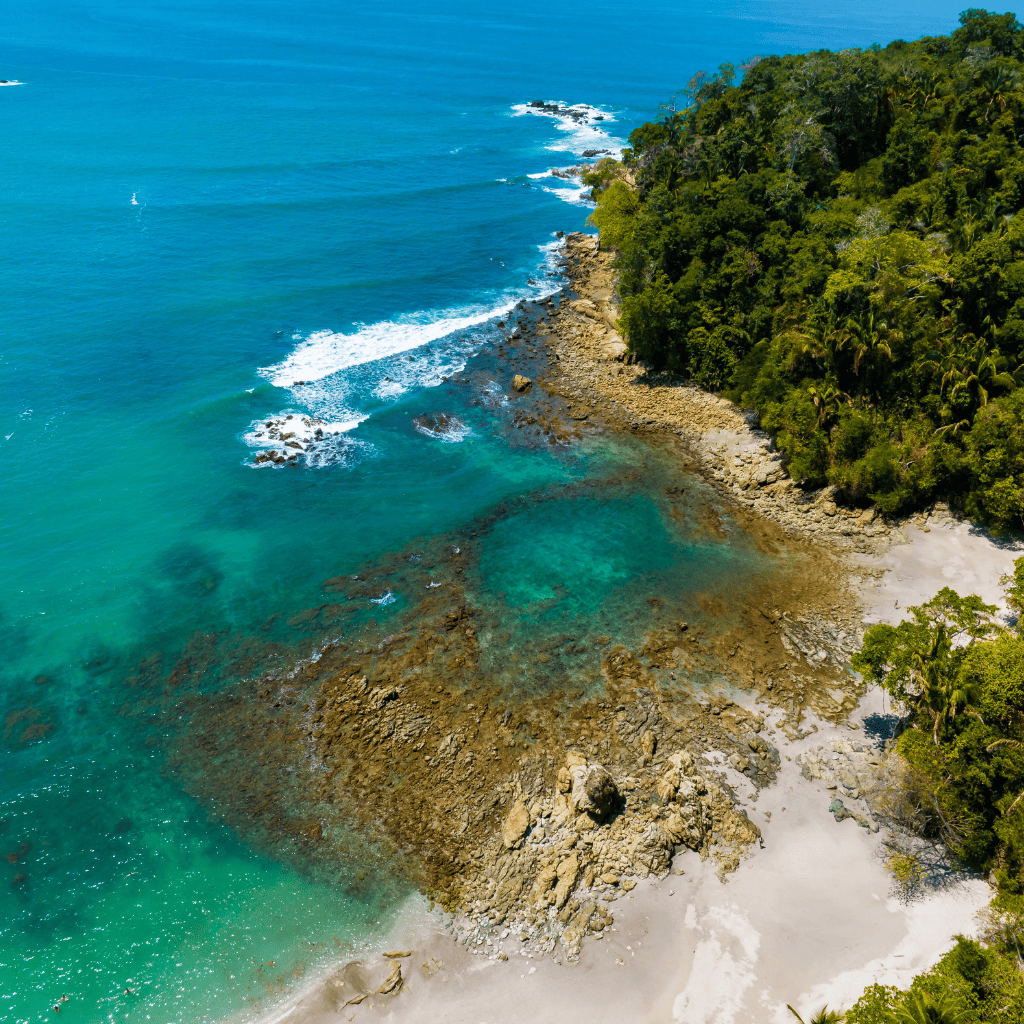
267 705 988 1024
263 519 1021 1024
858 517 1023 626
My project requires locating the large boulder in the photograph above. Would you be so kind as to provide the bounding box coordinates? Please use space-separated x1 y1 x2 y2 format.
502 799 530 848
569 761 619 821
512 374 532 393
597 334 628 361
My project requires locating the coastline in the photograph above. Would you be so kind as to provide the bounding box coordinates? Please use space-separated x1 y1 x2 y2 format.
234 235 1024 1024
539 233 903 557
261 553 1012 1024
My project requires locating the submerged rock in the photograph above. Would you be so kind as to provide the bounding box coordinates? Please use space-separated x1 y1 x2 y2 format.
413 412 466 438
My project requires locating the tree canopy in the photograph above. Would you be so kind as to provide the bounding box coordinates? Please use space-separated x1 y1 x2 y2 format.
587 10 1024 525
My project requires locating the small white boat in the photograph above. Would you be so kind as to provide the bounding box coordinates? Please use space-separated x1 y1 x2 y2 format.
0 80 24 87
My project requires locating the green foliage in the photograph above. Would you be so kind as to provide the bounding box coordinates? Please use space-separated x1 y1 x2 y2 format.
850 570 1024 890
999 555 1024 623
585 179 639 252
845 935 1024 1024
590 11 1024 524
851 588 997 712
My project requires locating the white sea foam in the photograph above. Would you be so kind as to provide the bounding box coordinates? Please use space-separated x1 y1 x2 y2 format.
243 411 366 446
260 305 521 389
481 380 510 408
533 174 596 207
511 101 625 158
371 590 396 606
260 243 565 398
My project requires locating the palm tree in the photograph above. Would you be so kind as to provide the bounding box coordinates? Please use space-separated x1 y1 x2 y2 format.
889 989 970 1024
931 333 1021 434
911 626 984 745
806 380 851 430
780 310 849 373
844 311 900 374
787 1004 844 1024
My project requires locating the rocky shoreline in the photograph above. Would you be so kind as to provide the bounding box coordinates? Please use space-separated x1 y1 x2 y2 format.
536 233 911 557
177 431 878 1018
203 235 976 1019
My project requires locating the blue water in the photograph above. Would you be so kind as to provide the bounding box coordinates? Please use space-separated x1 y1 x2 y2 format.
1 2 968 1021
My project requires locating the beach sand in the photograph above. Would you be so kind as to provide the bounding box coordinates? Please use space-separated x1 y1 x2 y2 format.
857 514 1024 627
268 700 989 1024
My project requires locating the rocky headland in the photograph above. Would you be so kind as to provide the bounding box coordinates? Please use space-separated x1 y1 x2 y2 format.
533 232 911 556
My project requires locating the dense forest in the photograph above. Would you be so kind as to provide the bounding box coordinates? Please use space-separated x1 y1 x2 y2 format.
587 10 1024 526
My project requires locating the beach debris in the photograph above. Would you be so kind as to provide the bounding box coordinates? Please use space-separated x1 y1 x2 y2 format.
377 960 403 994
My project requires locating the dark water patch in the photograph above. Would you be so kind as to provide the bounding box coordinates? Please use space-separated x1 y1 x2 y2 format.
155 542 225 600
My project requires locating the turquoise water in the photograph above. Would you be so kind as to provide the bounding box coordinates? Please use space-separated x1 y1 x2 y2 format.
1 2 968 1021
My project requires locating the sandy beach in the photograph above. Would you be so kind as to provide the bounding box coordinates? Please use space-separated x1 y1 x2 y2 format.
268 693 991 1024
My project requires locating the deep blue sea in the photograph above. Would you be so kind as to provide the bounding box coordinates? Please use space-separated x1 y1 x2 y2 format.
1 2 968 1021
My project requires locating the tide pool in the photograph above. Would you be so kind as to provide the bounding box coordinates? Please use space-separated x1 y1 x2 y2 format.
1 2 970 1021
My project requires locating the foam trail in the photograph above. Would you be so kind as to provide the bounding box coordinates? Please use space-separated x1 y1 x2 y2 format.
260 241 565 399
530 174 596 207
245 240 568 468
260 304 520 388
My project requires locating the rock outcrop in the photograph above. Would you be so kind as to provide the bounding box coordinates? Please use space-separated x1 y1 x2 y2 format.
450 746 762 960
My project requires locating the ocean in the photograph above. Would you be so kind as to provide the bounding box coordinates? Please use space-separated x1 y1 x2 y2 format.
1 2 968 1021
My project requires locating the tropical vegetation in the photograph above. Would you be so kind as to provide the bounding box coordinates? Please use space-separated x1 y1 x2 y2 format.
851 563 1024 892
586 10 1024 524
833 560 1024 1021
